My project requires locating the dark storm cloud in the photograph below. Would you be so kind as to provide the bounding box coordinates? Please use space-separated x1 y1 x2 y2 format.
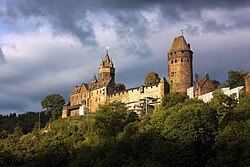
2 0 249 44
2 0 96 44
0 0 250 115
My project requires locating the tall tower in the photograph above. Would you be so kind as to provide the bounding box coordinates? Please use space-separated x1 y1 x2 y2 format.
98 48 115 84
168 35 193 93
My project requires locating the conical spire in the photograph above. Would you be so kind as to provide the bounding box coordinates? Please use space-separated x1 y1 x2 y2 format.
100 47 114 67
91 74 98 83
170 35 190 52
104 53 111 64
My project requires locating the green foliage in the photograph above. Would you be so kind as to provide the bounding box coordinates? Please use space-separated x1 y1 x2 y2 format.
209 89 237 127
41 94 65 121
0 111 50 135
94 101 138 139
144 72 160 86
162 103 218 167
161 93 188 109
1 94 250 167
208 120 250 167
226 70 248 88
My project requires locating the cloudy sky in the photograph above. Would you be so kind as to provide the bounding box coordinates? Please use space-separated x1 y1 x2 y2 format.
0 0 250 115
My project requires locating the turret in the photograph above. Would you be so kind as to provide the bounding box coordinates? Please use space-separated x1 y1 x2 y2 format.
98 48 115 83
91 74 98 83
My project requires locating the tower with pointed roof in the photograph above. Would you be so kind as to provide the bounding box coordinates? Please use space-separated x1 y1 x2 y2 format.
98 48 115 84
168 35 193 93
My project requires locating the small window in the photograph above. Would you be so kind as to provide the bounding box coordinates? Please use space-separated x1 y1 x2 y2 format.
171 60 173 64
181 51 184 53
187 59 189 62
170 53 173 55
181 58 183 62
175 59 177 63
174 52 176 54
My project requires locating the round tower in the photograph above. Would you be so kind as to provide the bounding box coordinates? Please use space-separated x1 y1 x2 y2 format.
167 35 193 93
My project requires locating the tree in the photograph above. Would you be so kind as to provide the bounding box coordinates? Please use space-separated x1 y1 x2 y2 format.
144 72 160 86
94 101 138 139
208 120 250 167
226 70 248 88
163 103 218 167
161 93 188 109
209 89 237 126
194 72 200 84
115 83 126 92
41 94 65 121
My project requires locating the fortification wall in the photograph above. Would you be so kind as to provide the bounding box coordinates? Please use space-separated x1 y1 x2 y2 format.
108 84 163 112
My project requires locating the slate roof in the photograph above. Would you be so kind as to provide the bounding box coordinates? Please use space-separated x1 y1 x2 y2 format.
169 35 190 52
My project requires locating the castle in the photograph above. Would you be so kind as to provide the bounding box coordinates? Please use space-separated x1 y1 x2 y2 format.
62 35 193 118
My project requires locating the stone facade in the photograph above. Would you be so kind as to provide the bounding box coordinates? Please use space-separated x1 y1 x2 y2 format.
62 35 197 118
62 48 169 118
167 35 193 93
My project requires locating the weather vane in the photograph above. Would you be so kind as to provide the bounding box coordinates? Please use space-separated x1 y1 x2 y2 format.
181 29 184 35
106 46 109 54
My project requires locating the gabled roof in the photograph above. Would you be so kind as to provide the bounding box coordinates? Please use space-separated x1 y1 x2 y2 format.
88 78 113 90
71 83 88 94
169 35 190 52
194 73 223 90
71 86 81 94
